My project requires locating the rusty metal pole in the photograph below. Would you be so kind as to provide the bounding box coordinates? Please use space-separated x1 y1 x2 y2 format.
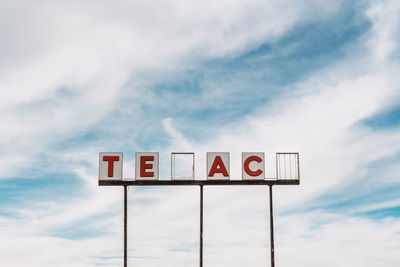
269 185 275 267
124 185 128 267
200 185 204 267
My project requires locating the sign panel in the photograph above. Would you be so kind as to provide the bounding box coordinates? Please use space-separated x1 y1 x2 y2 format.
171 152 195 180
242 152 265 180
207 152 230 180
135 152 159 180
99 152 123 180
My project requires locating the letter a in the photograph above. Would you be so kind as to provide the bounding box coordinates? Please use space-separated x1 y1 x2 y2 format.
209 156 229 177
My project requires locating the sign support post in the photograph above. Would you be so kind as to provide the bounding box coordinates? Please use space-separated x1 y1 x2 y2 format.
269 185 275 267
200 185 204 267
124 185 128 267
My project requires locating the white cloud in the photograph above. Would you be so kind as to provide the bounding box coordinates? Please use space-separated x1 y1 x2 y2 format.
0 0 340 177
1 0 400 266
366 0 400 61
276 212 400 266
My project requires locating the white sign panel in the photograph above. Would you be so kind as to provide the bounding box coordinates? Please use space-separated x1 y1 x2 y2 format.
242 152 265 180
135 152 159 180
207 152 230 180
99 152 123 180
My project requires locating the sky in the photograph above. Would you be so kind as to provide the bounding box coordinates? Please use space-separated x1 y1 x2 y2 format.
1 0 400 266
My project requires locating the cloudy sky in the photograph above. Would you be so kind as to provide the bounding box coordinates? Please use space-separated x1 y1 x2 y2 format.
1 0 400 266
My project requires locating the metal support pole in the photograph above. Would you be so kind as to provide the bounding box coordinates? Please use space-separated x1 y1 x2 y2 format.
200 185 204 267
269 185 275 267
124 185 128 267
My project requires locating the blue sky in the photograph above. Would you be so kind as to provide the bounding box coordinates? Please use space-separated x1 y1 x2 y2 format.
1 0 400 266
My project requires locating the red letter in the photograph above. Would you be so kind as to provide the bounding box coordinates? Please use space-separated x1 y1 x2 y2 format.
103 156 120 177
244 156 262 176
209 156 229 177
140 156 154 177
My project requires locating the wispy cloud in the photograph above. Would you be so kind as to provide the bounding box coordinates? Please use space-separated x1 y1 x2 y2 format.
1 0 400 266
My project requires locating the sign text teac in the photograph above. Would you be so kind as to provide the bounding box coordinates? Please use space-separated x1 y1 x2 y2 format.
98 151 300 183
